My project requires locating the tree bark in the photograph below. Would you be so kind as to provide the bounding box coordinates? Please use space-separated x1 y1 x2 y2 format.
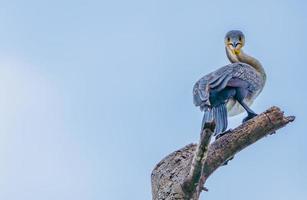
151 106 295 200
181 122 215 199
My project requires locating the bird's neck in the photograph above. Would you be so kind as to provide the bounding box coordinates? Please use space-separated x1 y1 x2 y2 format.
226 47 266 83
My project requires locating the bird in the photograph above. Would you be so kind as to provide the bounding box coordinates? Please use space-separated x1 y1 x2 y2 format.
193 30 266 137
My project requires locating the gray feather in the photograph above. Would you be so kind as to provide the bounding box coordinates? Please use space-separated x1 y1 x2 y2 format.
212 103 227 136
209 73 229 88
215 74 232 91
201 107 213 130
194 62 263 134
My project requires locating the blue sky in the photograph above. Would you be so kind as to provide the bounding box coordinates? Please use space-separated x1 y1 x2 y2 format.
0 0 306 199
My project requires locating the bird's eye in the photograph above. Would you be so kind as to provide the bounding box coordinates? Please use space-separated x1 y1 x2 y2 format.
239 36 242 41
227 37 230 42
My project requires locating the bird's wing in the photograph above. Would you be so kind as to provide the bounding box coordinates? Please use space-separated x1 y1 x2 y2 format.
230 63 262 92
193 65 233 109
193 63 261 110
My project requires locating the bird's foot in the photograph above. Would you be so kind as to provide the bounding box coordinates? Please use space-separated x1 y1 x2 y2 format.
222 156 234 166
215 129 233 140
242 113 258 123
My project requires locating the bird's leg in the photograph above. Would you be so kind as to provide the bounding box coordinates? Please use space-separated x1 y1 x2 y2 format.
238 100 257 123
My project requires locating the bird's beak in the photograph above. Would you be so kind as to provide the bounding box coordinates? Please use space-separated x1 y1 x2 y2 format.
228 42 241 55
233 49 241 55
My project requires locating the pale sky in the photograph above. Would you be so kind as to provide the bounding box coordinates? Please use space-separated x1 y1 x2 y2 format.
0 0 306 199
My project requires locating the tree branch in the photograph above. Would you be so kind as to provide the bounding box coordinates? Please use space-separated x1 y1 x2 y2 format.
151 106 295 200
196 106 295 198
181 122 215 199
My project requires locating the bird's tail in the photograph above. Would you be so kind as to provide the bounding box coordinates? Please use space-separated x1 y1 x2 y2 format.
201 103 227 136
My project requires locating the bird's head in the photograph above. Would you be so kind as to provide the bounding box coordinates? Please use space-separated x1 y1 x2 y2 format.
224 30 245 55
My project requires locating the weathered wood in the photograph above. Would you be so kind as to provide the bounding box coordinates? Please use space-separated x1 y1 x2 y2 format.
151 106 295 200
182 122 215 199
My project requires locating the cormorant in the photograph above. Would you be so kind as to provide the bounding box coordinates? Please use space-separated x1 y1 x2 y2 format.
193 30 266 137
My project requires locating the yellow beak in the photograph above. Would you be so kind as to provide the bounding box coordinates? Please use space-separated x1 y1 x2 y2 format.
233 49 241 55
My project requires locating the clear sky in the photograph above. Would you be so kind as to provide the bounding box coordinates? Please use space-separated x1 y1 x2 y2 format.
0 0 306 199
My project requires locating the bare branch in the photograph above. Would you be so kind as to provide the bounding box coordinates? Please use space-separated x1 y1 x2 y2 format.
181 122 215 199
151 106 295 200
196 106 294 198
201 107 294 178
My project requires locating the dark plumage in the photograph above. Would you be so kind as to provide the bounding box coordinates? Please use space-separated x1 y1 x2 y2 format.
193 30 266 136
